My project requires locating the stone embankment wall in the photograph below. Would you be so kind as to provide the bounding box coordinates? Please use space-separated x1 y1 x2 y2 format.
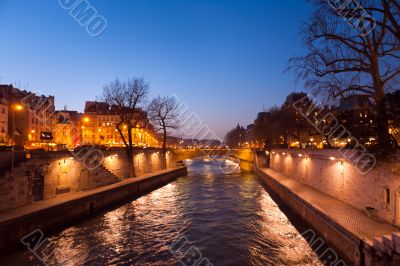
0 150 174 212
270 149 400 225
0 151 26 172
0 167 187 254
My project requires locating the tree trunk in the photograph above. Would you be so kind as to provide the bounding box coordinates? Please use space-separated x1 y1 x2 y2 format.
126 147 135 178
371 57 393 153
162 127 167 169
127 127 136 177
325 136 333 148
376 96 393 151
297 127 302 148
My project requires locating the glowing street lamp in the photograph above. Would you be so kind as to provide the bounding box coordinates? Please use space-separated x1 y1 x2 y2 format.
14 104 23 111
11 104 24 177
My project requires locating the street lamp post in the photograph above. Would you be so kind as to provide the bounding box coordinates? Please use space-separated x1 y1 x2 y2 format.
11 104 23 177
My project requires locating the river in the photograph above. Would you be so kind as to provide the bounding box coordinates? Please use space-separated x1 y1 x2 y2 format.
3 158 330 265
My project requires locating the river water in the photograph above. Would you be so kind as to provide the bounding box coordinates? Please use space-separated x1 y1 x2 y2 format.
4 159 329 266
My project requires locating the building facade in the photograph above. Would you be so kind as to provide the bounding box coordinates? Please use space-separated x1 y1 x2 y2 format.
0 85 55 148
53 110 83 149
0 98 9 144
82 101 159 147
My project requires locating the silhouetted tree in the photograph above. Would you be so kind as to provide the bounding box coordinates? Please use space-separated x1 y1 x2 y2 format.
253 106 285 149
366 0 400 41
280 92 316 147
224 124 246 148
386 90 400 146
290 0 400 154
387 90 400 121
103 78 149 177
148 96 180 169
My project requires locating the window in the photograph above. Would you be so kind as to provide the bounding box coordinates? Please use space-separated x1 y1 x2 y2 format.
384 188 391 207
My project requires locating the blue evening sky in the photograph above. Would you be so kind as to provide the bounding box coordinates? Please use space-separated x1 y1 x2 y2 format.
0 0 311 139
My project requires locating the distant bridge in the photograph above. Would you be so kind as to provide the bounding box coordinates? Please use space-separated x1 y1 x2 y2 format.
171 149 267 171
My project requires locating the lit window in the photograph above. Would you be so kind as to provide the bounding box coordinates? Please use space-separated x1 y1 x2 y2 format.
384 188 391 207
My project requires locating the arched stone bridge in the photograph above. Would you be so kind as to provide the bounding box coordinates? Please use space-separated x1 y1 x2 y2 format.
171 149 264 171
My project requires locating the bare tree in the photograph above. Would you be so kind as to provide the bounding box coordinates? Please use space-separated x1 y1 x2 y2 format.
103 78 149 177
253 106 286 149
224 124 246 148
289 0 400 153
369 0 400 41
148 96 180 169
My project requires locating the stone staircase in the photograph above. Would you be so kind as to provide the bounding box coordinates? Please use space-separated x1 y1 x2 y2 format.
365 233 400 264
100 164 123 182
88 164 121 189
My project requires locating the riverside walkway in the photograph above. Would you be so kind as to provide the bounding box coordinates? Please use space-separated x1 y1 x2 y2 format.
257 168 398 242
0 166 187 252
0 167 185 223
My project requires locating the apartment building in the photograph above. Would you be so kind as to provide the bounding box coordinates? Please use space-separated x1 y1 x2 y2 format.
53 110 83 149
83 101 159 147
0 85 55 147
0 98 8 144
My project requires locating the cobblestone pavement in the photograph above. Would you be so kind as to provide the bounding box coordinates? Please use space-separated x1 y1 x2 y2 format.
258 168 399 241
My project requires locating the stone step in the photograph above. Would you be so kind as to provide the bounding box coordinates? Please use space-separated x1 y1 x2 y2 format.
393 232 400 254
382 235 394 255
373 237 385 255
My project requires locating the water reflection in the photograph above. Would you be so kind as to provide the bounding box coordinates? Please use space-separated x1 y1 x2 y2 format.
3 158 325 265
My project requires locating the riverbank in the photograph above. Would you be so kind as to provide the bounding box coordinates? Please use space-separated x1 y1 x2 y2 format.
255 167 400 265
0 166 187 254
2 157 330 265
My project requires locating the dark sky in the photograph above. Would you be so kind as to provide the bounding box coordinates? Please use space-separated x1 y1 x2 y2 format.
0 0 312 139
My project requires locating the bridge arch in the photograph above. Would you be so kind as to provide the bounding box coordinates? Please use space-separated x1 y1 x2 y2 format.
171 149 259 172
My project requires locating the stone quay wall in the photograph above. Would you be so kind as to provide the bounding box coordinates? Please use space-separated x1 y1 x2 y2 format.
0 167 187 254
255 168 357 265
270 149 400 225
0 149 174 213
